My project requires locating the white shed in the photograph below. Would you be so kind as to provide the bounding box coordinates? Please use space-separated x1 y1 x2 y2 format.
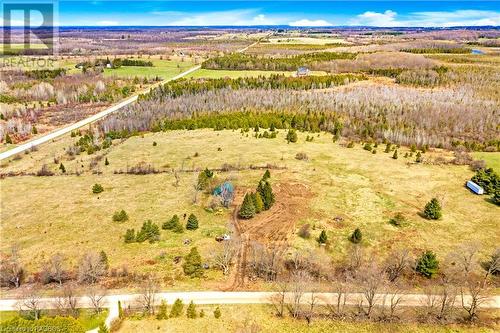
466 180 484 195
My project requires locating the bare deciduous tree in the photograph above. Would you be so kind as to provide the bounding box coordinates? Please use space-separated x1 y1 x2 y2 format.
213 239 238 275
286 270 309 319
78 252 106 284
138 275 159 315
358 262 384 319
0 245 24 288
18 287 41 320
87 284 107 314
270 278 289 317
384 248 411 282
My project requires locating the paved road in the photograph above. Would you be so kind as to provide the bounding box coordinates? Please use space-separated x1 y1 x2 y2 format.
1 291 498 332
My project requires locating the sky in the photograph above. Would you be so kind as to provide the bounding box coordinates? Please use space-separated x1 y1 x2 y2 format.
2 1 500 27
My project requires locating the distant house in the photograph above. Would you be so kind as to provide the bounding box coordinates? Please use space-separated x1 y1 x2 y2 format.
296 66 310 77
106 63 112 69
466 180 484 195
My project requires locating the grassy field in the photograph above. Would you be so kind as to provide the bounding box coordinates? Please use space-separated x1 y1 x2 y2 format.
187 69 327 79
103 58 196 79
473 152 500 172
117 304 498 333
0 309 108 330
1 129 498 288
266 37 348 45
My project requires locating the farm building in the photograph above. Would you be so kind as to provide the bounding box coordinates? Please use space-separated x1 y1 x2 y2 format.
296 66 310 77
466 180 484 195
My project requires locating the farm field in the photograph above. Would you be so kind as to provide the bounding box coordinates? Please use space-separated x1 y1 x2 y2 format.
266 37 348 45
1 129 498 290
103 58 196 79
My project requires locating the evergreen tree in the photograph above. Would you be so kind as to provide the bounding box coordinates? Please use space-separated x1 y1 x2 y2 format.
156 300 168 320
170 299 184 318
199 309 205 318
105 158 109 166
186 301 197 319
136 220 160 243
384 143 391 153
99 250 109 271
349 228 362 244
392 150 398 159
183 247 203 277
163 214 180 230
493 188 500 206
118 301 124 319
186 214 199 230
416 151 423 163
98 322 109 333
32 125 38 134
59 163 66 173
214 306 221 319
416 250 439 278
317 230 328 244
251 192 264 213
124 229 135 243
257 181 275 210
113 209 128 222
262 170 271 181
239 193 256 219
286 129 298 143
5 133 12 144
423 198 442 220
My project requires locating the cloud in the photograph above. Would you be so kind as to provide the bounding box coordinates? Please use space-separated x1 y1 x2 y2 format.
350 9 500 27
289 19 332 27
155 9 280 26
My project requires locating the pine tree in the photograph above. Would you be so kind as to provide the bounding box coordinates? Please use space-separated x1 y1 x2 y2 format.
214 306 221 319
183 247 203 277
186 214 199 230
252 192 264 213
118 301 124 319
5 133 12 144
262 170 271 181
32 125 38 135
416 250 439 278
163 214 179 230
349 228 362 244
156 300 168 320
384 143 391 153
92 183 104 194
170 299 184 318
493 188 500 206
423 198 442 220
99 250 109 271
286 129 298 143
98 322 109 333
59 163 66 173
392 150 398 159
257 181 275 210
105 158 109 166
186 301 197 319
239 193 256 219
416 151 423 163
199 309 205 318
317 230 328 244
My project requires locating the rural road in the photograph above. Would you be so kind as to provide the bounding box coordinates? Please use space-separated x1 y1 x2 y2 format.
0 39 262 161
1 291 498 332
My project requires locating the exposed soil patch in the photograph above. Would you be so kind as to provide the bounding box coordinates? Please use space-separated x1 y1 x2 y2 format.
227 181 313 290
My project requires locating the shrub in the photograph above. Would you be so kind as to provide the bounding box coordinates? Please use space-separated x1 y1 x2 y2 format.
239 193 256 219
392 150 398 159
363 143 372 151
317 230 328 244
59 163 66 173
170 299 184 318
156 300 168 319
214 306 221 319
186 301 197 319
346 142 355 148
199 310 205 318
423 198 442 220
349 228 362 244
183 247 203 278
389 212 407 227
186 214 199 230
135 220 160 243
5 133 12 144
416 250 439 278
295 152 308 161
286 129 298 143
124 229 135 243
416 151 423 163
36 164 54 176
152 141 157 146
112 210 129 222
493 188 500 206
92 183 104 194
298 224 311 239
384 143 391 153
